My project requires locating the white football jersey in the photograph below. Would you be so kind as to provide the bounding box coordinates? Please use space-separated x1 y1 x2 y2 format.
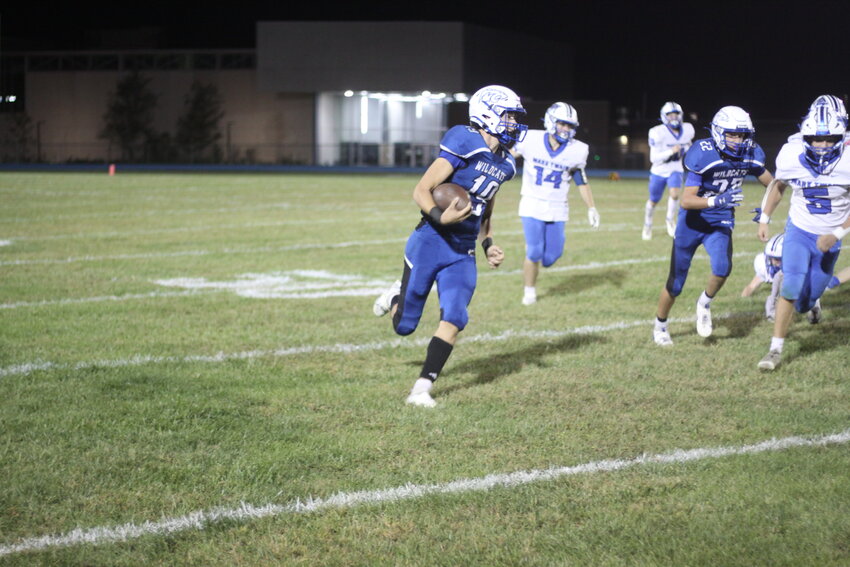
775 138 850 234
648 122 695 176
513 130 589 222
752 252 772 283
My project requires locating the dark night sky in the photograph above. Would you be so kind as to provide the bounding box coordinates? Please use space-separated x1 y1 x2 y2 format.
2 0 849 122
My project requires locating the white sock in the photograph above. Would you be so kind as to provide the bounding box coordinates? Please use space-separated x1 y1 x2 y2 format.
770 337 784 352
410 377 433 395
698 290 712 308
655 317 667 332
644 201 655 226
666 196 679 222
524 286 536 296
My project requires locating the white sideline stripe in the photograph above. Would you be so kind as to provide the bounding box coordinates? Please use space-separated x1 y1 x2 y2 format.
0 316 703 379
2 428 848 557
0 290 211 310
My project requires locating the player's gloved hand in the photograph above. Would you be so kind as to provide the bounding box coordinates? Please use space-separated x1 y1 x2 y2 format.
587 207 600 229
750 207 762 223
709 188 743 209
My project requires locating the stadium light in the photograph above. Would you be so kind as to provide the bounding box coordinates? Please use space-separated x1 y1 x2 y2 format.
343 90 354 97
360 95 368 135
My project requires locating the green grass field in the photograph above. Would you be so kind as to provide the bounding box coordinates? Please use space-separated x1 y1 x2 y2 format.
1 171 849 566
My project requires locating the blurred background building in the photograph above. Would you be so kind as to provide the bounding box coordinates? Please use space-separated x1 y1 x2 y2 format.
1 21 628 169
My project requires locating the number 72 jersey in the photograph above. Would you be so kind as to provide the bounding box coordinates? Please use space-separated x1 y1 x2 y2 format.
775 138 850 235
683 137 767 227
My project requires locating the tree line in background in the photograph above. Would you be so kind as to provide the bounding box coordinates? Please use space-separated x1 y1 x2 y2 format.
0 71 225 163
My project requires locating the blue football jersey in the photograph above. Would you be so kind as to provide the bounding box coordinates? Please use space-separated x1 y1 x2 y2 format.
425 125 517 247
683 138 767 227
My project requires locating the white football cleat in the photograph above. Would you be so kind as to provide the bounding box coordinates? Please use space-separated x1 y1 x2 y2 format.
522 290 537 306
807 299 822 324
405 391 436 407
665 218 676 238
696 301 712 337
642 225 652 241
372 280 401 317
653 328 673 346
758 349 782 371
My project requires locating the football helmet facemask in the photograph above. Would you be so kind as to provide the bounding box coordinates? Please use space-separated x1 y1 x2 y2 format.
660 101 683 128
764 232 784 279
469 85 528 146
544 102 579 144
710 106 755 159
800 99 847 174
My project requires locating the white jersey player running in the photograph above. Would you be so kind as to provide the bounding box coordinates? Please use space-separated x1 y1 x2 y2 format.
644 102 696 239
512 102 599 305
757 96 850 370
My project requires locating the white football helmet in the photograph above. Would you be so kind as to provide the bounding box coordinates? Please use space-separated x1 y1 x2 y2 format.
660 101 683 128
800 97 847 174
544 102 579 143
710 106 755 159
468 85 528 146
764 232 784 278
809 94 848 128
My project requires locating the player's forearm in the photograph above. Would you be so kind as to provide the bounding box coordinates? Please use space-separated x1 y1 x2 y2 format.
832 216 850 240
412 158 454 212
649 148 676 165
759 179 785 219
578 185 594 208
680 187 706 209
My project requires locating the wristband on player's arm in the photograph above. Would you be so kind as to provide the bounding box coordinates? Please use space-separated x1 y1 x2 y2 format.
428 207 443 224
481 237 493 254
833 226 850 240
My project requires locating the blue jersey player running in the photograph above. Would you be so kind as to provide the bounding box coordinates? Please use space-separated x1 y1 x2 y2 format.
372 85 527 407
653 106 774 345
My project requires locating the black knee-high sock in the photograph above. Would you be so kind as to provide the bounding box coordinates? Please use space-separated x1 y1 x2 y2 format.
420 336 453 381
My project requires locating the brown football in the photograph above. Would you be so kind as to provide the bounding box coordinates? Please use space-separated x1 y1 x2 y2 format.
431 183 470 211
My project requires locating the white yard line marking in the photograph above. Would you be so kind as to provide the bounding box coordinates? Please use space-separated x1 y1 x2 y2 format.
0 203 295 224
0 239 407 266
2 428 848 557
0 250 753 308
0 315 717 379
3 219 343 242
0 228 760 266
0 290 210 310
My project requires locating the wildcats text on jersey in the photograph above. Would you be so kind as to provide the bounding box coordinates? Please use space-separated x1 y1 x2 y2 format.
474 160 509 182
712 168 749 179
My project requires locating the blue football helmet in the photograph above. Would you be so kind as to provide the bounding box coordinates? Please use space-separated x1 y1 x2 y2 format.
800 98 847 174
764 232 784 279
710 106 755 159
468 85 528 146
660 101 683 128
544 102 579 143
